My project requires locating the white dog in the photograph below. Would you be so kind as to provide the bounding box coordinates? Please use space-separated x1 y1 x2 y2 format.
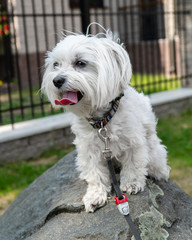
42 26 170 213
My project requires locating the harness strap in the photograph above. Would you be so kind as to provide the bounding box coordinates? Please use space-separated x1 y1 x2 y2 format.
106 156 142 240
106 157 124 200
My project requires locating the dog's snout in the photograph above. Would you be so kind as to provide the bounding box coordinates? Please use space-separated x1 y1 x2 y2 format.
53 76 66 89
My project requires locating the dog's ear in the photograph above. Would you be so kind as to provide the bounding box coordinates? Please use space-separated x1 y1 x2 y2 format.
101 38 132 89
92 37 132 108
111 44 132 87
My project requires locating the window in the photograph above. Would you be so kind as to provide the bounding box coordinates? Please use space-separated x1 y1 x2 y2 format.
70 0 104 9
140 0 165 40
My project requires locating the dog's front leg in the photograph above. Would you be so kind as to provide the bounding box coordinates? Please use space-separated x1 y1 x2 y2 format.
120 145 149 195
76 153 111 213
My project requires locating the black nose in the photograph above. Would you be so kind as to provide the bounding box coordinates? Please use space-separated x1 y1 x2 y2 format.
53 76 66 89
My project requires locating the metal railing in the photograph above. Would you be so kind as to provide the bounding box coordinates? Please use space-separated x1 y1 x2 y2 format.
0 0 191 126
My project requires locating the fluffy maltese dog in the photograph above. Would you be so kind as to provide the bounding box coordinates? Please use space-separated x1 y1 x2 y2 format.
42 26 170 213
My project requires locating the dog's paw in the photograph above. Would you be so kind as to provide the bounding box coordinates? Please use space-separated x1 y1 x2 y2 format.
120 181 145 195
83 189 108 213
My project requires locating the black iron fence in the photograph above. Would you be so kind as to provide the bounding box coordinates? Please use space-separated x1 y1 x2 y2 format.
0 0 192 126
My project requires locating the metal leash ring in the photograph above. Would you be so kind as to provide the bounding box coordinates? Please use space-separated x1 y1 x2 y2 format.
98 127 112 160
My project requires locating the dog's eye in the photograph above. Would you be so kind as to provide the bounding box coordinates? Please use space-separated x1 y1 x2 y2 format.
75 60 87 68
53 62 59 69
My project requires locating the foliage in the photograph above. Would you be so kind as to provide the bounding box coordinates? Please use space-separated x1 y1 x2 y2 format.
131 73 181 94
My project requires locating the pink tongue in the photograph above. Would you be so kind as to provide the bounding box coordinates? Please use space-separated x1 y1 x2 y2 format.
55 91 78 105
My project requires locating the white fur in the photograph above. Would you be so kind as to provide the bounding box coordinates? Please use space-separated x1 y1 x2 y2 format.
42 28 170 213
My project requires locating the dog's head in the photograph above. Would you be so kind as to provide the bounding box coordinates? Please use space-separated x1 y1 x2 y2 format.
42 29 132 117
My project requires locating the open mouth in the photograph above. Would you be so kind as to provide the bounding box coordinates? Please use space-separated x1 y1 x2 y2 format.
55 91 83 106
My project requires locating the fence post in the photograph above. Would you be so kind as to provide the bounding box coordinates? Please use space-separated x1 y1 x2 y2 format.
79 0 90 34
184 1 192 87
178 0 192 87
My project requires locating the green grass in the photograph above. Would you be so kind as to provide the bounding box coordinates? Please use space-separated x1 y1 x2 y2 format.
157 111 192 168
0 163 53 195
157 111 192 196
0 87 41 110
131 73 181 94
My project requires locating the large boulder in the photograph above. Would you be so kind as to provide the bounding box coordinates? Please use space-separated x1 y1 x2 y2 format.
0 150 192 240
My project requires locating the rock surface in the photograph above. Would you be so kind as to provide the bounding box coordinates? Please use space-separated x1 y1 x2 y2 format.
0 150 192 240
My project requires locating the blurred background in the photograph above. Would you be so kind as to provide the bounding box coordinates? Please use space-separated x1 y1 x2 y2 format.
0 0 192 215
0 0 192 125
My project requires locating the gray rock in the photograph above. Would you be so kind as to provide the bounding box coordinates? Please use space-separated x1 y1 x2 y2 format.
0 150 192 240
